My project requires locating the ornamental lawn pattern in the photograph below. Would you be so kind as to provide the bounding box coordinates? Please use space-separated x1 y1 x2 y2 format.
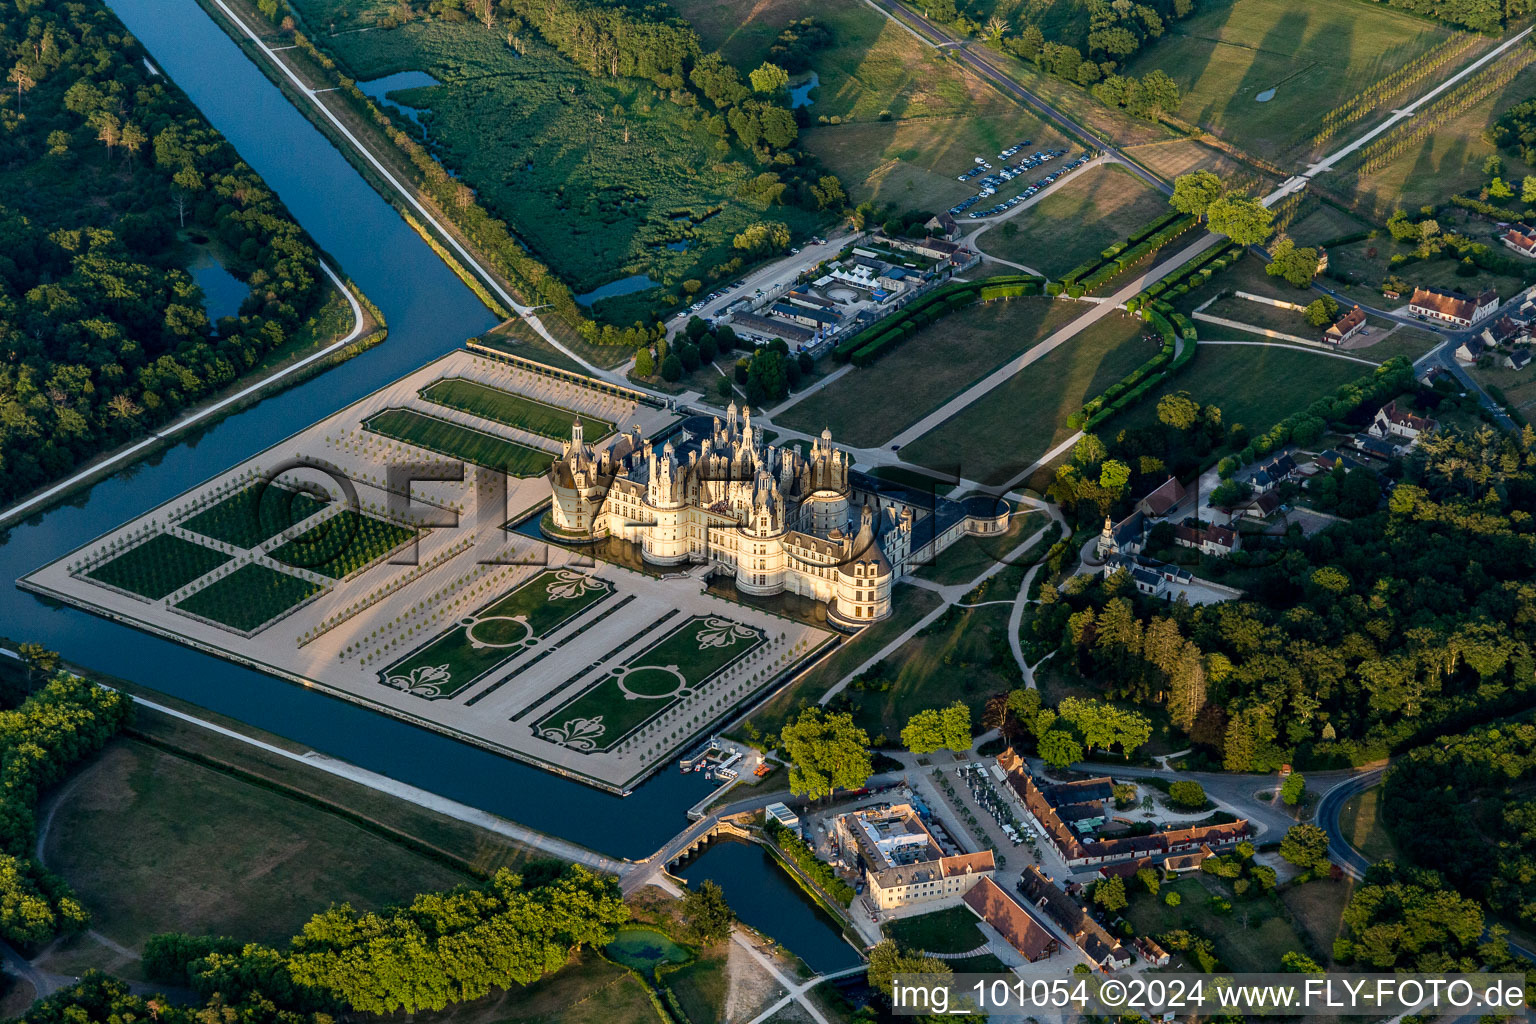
535 615 765 753
268 510 417 580
363 407 555 476
180 483 329 548
172 563 324 633
380 569 612 700
83 533 233 601
419 378 614 442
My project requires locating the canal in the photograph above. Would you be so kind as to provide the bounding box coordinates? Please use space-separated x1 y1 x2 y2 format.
0 0 714 860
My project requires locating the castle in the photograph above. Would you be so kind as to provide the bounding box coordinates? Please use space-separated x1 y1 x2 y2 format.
545 403 1010 625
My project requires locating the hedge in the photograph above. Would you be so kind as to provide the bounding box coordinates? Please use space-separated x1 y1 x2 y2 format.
1069 215 1197 293
833 275 1045 365
1076 307 1188 429
1128 209 1186 244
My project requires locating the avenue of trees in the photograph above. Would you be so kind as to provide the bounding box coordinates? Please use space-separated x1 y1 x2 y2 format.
0 0 328 504
1031 422 1536 773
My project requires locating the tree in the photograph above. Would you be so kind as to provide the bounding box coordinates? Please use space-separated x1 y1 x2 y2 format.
1489 176 1515 200
1098 459 1131 495
1280 771 1305 805
7 63 34 110
1207 193 1274 246
1266 239 1319 287
1304 297 1339 327
1135 866 1161 896
1165 891 1181 907
1073 433 1107 465
780 707 872 800
1522 175 1536 204
1057 697 1151 757
1157 392 1200 430
1281 950 1325 974
661 354 683 382
1278 823 1330 874
1093 875 1128 912
749 62 789 95
634 347 655 377
16 643 59 685
1168 780 1207 809
682 880 735 943
1169 171 1224 218
1038 729 1083 768
901 701 972 754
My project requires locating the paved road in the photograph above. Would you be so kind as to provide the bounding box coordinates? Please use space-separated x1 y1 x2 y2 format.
1314 769 1385 879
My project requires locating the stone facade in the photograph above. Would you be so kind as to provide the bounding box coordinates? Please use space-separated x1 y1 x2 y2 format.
547 405 993 625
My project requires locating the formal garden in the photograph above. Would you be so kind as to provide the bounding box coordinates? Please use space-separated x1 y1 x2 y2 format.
419 377 614 442
181 483 330 548
173 563 325 634
536 615 766 753
82 533 233 601
362 407 555 476
379 569 613 700
268 509 418 580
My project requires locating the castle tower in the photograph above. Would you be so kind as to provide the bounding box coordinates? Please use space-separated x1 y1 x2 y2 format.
1096 515 1114 561
803 426 852 536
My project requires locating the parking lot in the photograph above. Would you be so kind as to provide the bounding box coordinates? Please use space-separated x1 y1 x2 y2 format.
948 145 1094 220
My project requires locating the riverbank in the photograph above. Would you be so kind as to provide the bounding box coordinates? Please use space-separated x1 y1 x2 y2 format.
0 264 381 531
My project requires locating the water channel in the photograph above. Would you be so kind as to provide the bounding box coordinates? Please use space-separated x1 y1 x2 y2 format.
1 0 858 968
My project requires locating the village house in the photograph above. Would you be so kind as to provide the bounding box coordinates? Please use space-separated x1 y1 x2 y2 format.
1227 489 1282 521
1244 452 1298 494
1322 305 1366 345
924 212 961 240
1018 866 1132 971
1353 434 1400 461
1408 285 1499 328
1135 936 1172 967
1455 335 1486 364
1174 519 1239 557
1479 316 1527 351
961 876 1061 963
1369 399 1437 443
1502 223 1536 258
1096 845 1215 881
833 804 995 914
1099 552 1195 600
1136 476 1188 518
1508 348 1533 370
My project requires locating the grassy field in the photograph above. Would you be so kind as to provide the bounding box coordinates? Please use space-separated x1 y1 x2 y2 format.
174 563 323 633
1471 359 1536 418
364 407 555 476
979 165 1171 277
1342 60 1536 218
673 0 1072 209
181 484 328 549
290 12 820 325
916 508 1040 586
1123 876 1310 973
848 601 1016 741
883 905 986 954
380 570 613 700
421 378 613 441
779 298 1083 447
665 946 729 1024
1120 138 1262 189
1124 0 1453 164
1339 784 1401 864
84 533 232 601
1104 343 1368 436
538 615 765 751
902 311 1155 485
43 739 471 951
268 509 417 579
411 949 664 1024
1281 878 1353 960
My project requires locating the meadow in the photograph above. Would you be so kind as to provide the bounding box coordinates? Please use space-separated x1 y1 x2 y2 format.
288 12 820 324
1123 876 1311 974
1124 0 1454 164
902 312 1156 485
980 164 1171 276
363 407 555 476
779 297 1083 447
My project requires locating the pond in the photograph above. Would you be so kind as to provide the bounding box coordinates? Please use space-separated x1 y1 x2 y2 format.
358 70 440 131
790 72 819 109
1255 88 1276 102
606 927 692 975
187 247 247 326
676 839 861 975
577 273 657 306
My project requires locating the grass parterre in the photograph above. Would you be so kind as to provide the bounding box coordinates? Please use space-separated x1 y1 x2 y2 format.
362 407 555 476
419 377 614 442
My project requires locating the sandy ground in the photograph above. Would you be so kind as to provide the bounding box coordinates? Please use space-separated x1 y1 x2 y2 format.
724 938 788 1023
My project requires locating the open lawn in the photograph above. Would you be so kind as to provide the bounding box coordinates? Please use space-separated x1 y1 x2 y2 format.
916 509 1039 586
421 378 613 441
1124 0 1454 164
537 615 766 752
780 297 1083 448
979 165 1171 277
83 533 232 601
380 569 613 700
847 601 1017 741
1282 878 1353 960
883 905 986 954
1120 138 1260 189
664 946 730 1024
1283 202 1371 249
1339 784 1400 864
1104 343 1369 436
43 739 470 951
1123 876 1310 974
174 563 323 633
364 407 554 476
902 311 1155 485
268 509 417 579
291 14 820 325
1471 359 1536 417
181 484 329 549
412 949 663 1024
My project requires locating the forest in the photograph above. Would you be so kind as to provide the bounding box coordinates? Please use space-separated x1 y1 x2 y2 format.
0 0 328 506
1025 418 1536 772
